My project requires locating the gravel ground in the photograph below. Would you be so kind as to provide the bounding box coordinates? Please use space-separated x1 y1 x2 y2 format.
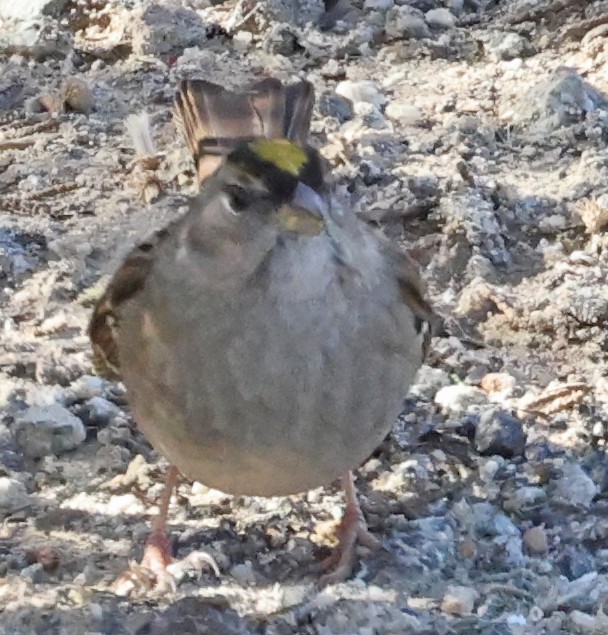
2 0 608 633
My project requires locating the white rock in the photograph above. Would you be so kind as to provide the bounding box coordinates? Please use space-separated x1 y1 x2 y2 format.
0 477 29 511
441 585 480 615
425 8 457 29
364 0 393 9
434 384 487 414
0 377 20 409
486 31 531 61
570 609 608 633
86 396 121 423
538 213 567 232
385 103 423 124
14 404 86 458
0 0 66 21
336 80 386 107
386 7 431 40
446 0 464 15
107 493 146 516
353 101 387 128
506 614 527 626
68 375 106 400
553 463 598 509
503 486 546 512
410 366 451 398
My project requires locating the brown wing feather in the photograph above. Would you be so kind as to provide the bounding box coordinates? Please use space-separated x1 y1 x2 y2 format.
173 78 315 183
386 244 436 359
88 229 170 380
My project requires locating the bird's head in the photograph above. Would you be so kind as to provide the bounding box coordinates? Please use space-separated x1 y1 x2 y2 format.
214 138 329 236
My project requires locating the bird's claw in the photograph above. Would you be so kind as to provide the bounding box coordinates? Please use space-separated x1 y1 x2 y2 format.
317 505 382 586
113 542 220 597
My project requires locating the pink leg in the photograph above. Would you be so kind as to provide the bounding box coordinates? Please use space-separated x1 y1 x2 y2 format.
113 466 219 596
319 471 382 586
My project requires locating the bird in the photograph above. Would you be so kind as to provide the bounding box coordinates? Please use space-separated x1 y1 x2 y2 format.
89 76 434 593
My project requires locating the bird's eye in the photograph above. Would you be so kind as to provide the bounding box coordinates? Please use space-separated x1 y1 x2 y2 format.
225 184 250 212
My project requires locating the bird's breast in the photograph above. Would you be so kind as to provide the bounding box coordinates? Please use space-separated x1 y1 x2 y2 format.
117 233 421 496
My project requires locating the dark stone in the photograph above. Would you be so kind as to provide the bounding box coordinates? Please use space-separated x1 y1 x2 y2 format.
557 544 596 581
319 93 354 123
474 408 526 458
130 597 255 635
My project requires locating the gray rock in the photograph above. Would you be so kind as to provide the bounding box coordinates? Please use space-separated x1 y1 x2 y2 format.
0 229 39 281
130 5 207 56
230 561 257 585
425 8 456 30
13 404 86 459
439 192 511 266
135 597 254 635
512 67 608 134
20 562 47 583
557 545 596 581
0 15 72 59
441 585 479 615
262 25 300 56
447 0 465 15
485 31 533 60
83 397 122 426
474 408 526 458
385 6 431 40
0 0 67 21
364 0 394 9
354 101 387 128
454 501 520 538
67 375 106 401
0 79 24 110
319 93 355 123
553 463 598 509
262 0 325 26
503 485 546 513
0 476 29 511
410 366 451 399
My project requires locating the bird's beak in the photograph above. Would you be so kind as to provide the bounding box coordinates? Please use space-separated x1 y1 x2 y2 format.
277 182 327 236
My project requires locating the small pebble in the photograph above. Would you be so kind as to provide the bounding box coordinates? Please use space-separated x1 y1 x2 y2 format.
441 585 480 615
553 464 598 509
425 8 456 29
364 0 393 8
434 384 487 414
335 80 386 107
230 561 257 586
14 404 86 458
523 526 549 555
0 477 29 511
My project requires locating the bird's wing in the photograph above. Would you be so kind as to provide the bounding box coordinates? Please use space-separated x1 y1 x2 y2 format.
88 227 171 380
384 240 436 359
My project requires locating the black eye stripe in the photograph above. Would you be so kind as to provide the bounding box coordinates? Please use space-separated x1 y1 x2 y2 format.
225 184 250 211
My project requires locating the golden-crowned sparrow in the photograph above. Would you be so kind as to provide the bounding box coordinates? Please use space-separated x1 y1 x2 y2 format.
89 77 434 591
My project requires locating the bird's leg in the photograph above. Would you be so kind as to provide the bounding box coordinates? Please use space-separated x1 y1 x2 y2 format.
113 465 219 596
139 464 178 577
318 470 382 586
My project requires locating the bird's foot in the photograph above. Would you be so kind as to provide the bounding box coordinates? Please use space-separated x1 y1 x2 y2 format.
113 530 219 596
318 503 382 586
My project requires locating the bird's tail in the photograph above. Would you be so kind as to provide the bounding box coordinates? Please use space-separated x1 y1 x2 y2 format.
173 77 315 183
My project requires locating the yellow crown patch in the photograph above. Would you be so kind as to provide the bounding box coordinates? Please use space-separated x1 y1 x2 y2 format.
248 138 308 176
